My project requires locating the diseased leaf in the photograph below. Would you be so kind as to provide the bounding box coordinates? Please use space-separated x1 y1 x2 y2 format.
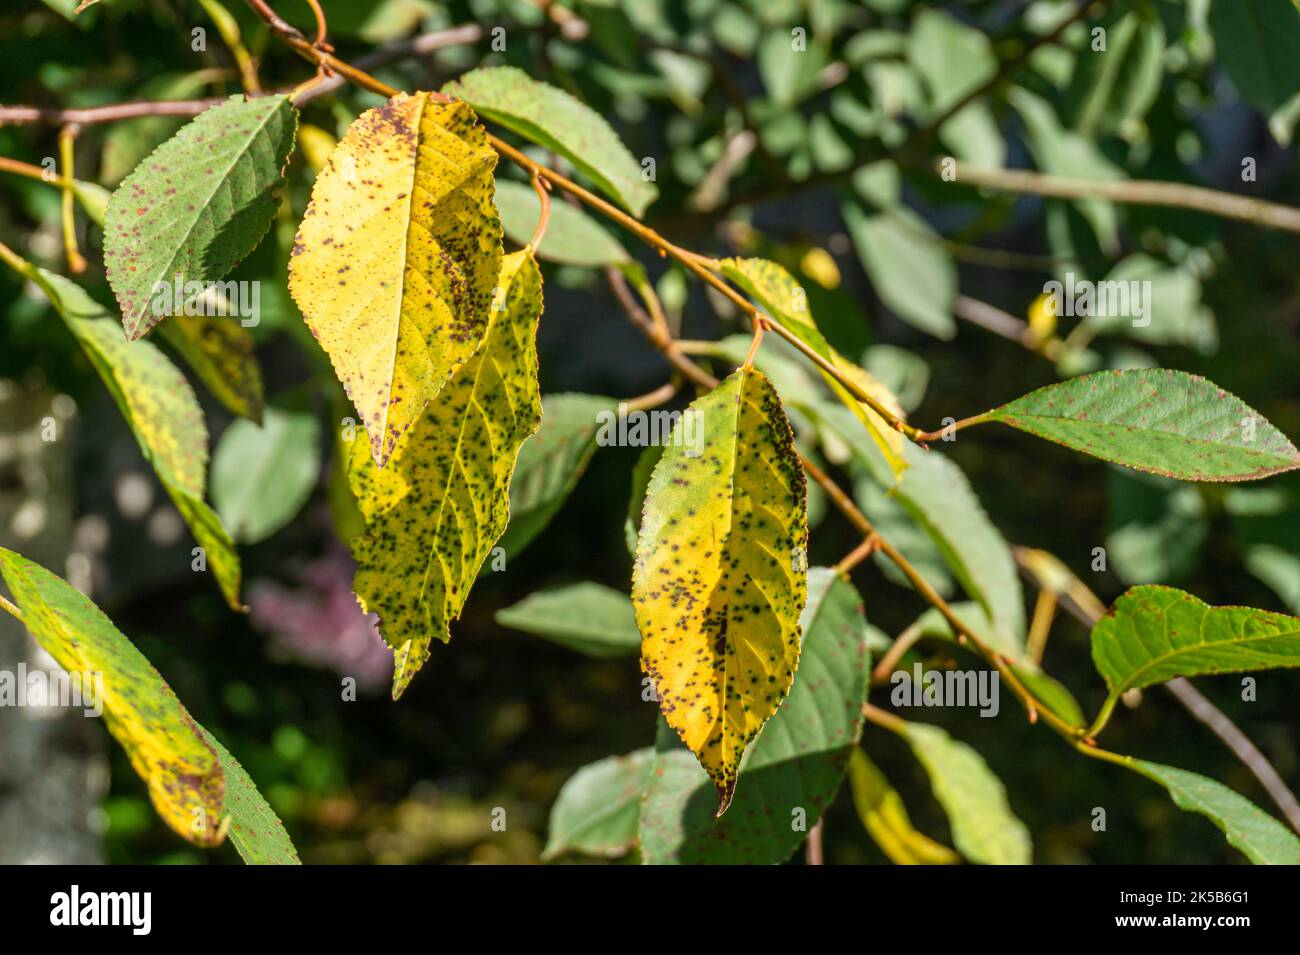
289 93 503 467
848 748 959 865
158 313 264 422
100 71 221 185
445 67 657 216
1128 759 1300 865
720 256 909 478
23 267 242 610
898 721 1032 864
349 251 543 698
494 179 629 267
985 369 1300 482
639 569 869 862
105 94 297 340
199 728 301 864
0 550 295 863
633 366 809 813
496 582 640 657
212 405 322 544
1091 586 1300 708
543 748 653 860
499 393 615 557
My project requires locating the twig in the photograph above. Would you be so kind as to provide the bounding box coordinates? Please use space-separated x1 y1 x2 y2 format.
58 125 86 274
949 163 1300 236
953 294 1064 361
528 167 552 251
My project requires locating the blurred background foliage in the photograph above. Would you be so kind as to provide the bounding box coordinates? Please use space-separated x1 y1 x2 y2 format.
1 0 1298 863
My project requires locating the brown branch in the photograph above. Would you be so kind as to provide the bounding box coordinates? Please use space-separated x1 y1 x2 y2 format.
950 163 1300 236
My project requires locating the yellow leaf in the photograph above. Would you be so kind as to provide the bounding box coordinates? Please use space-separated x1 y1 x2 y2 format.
159 312 264 422
296 122 338 174
720 257 909 479
289 93 504 467
0 547 224 845
799 246 841 289
1027 291 1057 342
349 250 543 697
633 366 809 814
848 749 960 865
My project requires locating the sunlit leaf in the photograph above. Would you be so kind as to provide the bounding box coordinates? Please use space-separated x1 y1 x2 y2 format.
289 93 503 467
348 251 543 697
985 370 1300 482
444 67 657 216
494 179 629 267
639 568 868 861
105 94 297 340
848 748 959 865
158 313 265 422
633 366 808 813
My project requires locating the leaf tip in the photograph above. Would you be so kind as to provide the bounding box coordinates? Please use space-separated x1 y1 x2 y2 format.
714 777 737 817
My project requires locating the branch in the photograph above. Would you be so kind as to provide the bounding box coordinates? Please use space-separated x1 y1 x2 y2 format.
949 163 1300 236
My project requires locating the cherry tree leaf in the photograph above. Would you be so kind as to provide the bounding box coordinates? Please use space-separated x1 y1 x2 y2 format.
847 749 960 865
720 256 909 478
21 266 242 610
639 568 868 862
543 748 654 861
158 313 264 422
985 369 1300 482
105 94 297 340
1091 586 1300 705
348 251 542 698
496 582 639 657
444 67 657 216
633 366 809 814
494 179 630 267
0 549 295 862
1129 759 1300 865
289 93 503 467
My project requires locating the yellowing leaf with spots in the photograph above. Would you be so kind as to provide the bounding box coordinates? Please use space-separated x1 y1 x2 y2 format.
0 549 298 863
720 257 909 479
632 366 809 814
17 264 242 610
349 251 543 697
289 93 504 467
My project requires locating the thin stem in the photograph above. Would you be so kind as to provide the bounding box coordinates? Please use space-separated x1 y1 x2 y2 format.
805 817 824 865
870 622 924 685
58 125 86 275
741 317 765 368
0 593 23 622
832 534 879 576
623 379 679 413
909 413 992 444
954 295 1064 361
1025 587 1057 666
528 167 552 251
198 0 262 93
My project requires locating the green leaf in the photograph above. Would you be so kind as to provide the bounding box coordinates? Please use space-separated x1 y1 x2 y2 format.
1010 87 1124 254
23 267 242 610
444 67 657 216
639 568 870 863
985 369 1300 482
494 179 629 267
1081 254 1217 353
842 201 957 339
158 313 265 422
212 405 322 545
199 728 301 864
1065 8 1165 139
1129 759 1300 864
496 582 640 657
0 549 294 862
100 71 221 185
1091 585 1300 702
1208 0 1300 143
898 721 1032 864
348 251 543 698
907 10 1005 167
104 94 297 340
499 393 615 557
543 748 654 861
757 30 830 107
847 749 960 864
632 366 809 811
